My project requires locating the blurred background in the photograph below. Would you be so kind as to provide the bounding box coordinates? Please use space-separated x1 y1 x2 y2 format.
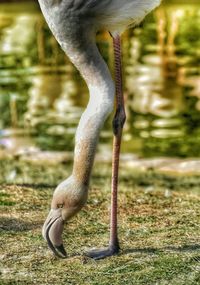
0 0 200 160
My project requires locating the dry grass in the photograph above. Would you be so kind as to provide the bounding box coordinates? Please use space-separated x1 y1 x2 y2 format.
0 160 200 284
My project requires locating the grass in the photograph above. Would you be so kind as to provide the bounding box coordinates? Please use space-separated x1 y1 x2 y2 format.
0 159 200 285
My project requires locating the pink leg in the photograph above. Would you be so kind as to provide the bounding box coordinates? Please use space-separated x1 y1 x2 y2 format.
110 34 126 251
85 35 126 259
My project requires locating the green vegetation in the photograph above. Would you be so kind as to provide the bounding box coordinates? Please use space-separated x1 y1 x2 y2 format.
0 160 200 285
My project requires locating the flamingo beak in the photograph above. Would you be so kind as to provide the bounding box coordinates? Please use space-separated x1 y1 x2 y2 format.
42 209 67 258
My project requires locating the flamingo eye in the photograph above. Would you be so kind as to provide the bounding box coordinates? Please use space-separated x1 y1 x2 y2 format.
57 203 64 209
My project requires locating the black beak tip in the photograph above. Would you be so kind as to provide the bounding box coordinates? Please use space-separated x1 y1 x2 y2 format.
55 244 67 258
44 218 67 259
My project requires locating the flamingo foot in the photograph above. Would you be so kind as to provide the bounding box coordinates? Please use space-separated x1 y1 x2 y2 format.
85 244 120 260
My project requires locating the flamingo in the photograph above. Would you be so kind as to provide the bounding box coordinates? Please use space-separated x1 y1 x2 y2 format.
38 0 161 259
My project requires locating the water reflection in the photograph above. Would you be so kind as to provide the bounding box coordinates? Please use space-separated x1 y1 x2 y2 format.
0 1 200 158
25 68 85 150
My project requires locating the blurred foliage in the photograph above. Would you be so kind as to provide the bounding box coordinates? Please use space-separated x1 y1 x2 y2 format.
0 0 200 157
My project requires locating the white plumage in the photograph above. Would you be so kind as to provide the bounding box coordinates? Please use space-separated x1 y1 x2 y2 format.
96 0 162 33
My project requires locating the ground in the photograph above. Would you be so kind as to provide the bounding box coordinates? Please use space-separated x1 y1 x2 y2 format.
0 159 200 285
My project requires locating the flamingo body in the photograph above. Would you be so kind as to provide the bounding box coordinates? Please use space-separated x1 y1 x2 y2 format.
40 0 161 33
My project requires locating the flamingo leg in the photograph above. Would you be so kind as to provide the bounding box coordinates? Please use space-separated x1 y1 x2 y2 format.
85 35 126 259
110 34 126 251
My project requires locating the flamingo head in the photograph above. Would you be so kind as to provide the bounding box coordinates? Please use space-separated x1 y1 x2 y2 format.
42 177 88 258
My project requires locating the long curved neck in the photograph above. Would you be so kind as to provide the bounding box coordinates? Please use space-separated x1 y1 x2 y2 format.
38 1 115 187
60 31 115 187
70 40 114 186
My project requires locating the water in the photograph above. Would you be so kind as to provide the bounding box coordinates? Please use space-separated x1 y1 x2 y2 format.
0 0 200 159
